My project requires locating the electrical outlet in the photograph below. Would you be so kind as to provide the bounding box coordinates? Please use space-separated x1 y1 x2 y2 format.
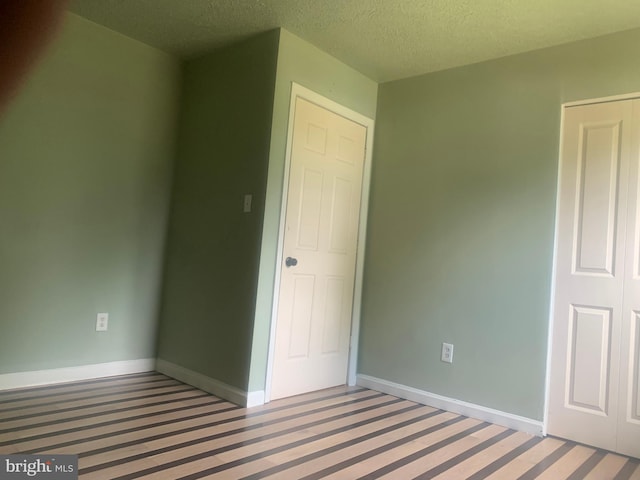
96 313 109 332
441 342 454 363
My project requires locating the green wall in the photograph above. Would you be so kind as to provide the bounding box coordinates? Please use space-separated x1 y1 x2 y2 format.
0 14 181 374
248 29 378 393
359 27 640 420
11 12 634 419
156 31 279 390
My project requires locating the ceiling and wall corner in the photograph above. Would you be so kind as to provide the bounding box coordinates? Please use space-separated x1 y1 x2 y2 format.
70 0 640 82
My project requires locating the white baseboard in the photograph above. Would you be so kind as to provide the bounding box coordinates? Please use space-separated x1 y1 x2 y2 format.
246 390 266 408
0 358 156 391
155 358 264 408
357 374 543 436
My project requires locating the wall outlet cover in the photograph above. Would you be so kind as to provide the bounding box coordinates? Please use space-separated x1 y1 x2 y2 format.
96 313 109 332
441 342 454 363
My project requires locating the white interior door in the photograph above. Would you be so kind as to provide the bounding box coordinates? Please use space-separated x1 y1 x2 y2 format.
618 101 640 458
548 98 640 458
270 95 367 400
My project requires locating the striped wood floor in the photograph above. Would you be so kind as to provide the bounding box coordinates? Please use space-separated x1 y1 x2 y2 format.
0 372 638 479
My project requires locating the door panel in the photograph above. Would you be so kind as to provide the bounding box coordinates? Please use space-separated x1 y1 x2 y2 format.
322 276 345 354
617 100 640 458
548 100 632 452
550 98 640 458
329 177 353 253
270 96 367 400
566 305 612 414
297 168 323 250
629 314 640 420
573 121 621 276
288 275 315 359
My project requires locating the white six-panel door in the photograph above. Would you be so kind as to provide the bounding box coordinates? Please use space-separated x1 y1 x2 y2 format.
549 98 640 458
619 101 640 457
270 96 367 400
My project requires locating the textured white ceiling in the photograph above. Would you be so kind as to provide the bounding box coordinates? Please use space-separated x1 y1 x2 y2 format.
70 0 640 82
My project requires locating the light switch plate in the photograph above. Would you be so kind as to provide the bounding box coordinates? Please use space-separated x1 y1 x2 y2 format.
243 194 252 213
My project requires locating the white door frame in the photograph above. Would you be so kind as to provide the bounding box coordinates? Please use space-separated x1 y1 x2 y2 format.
264 82 375 403
544 90 640 435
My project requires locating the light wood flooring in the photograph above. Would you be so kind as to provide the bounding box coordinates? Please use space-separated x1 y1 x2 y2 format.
0 372 638 479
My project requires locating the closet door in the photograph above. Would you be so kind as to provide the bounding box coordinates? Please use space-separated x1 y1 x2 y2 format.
618 100 640 458
548 100 633 452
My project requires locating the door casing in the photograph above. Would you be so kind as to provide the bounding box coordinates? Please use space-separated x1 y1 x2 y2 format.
264 83 375 402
